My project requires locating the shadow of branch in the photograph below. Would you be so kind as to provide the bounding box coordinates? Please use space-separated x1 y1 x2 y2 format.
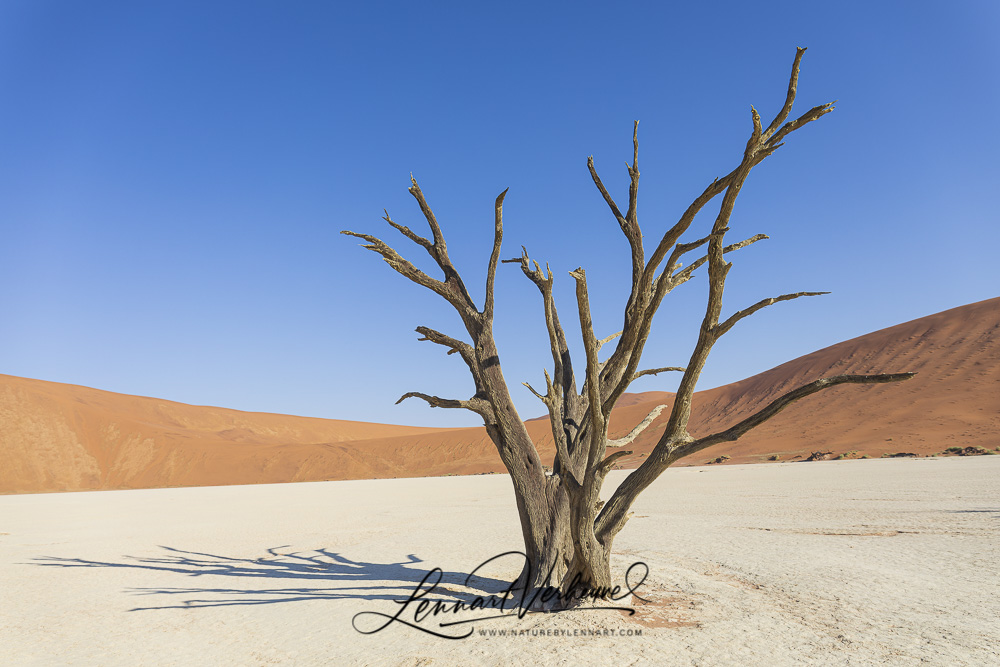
31 546 512 611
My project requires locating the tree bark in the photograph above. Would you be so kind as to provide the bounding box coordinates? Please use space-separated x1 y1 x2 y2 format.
509 475 574 602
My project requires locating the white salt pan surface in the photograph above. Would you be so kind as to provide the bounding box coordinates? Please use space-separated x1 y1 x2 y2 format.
2 457 998 665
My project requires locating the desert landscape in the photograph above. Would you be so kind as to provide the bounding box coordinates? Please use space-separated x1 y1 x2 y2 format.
3 297 998 495
3 4 998 664
2 297 998 664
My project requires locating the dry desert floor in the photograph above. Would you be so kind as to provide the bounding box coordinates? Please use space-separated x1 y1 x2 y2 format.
2 456 998 665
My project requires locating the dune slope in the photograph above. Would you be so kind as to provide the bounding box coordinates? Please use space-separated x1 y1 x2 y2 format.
606 296 1000 467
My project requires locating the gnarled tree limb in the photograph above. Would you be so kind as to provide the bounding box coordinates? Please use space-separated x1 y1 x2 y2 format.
407 176 446 249
598 450 633 478
504 247 576 397
715 291 830 337
523 381 547 403
415 325 474 360
670 234 769 285
383 210 433 251
570 267 607 467
632 367 685 381
484 188 509 321
587 123 643 290
597 331 623 353
763 47 807 140
396 391 495 421
671 373 917 459
607 404 668 448
340 229 475 317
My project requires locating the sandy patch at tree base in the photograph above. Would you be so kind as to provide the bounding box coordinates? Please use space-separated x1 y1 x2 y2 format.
1 457 997 665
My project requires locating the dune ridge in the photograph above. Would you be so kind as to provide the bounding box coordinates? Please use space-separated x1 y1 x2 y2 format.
2 297 998 494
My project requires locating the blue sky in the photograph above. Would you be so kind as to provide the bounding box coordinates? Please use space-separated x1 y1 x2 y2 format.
2 1 997 427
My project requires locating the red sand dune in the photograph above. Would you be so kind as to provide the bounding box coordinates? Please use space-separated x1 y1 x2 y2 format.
2 297 998 494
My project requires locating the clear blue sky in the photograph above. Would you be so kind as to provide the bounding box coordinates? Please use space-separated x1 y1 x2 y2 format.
2 1 997 427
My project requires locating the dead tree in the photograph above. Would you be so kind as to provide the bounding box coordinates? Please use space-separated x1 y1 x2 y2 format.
343 48 914 601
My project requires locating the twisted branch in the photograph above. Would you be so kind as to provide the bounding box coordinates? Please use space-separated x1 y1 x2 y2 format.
340 230 473 316
607 404 668 448
763 47 807 140
598 450 633 478
716 291 830 337
503 247 576 396
671 373 917 459
396 392 494 420
383 210 433 251
484 188 509 321
632 367 685 381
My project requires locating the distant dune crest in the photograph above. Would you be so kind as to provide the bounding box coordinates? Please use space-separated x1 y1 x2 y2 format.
2 297 998 494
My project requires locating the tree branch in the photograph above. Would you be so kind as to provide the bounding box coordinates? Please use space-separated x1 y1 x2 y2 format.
504 247 576 396
659 176 743 444
587 156 626 228
415 325 474 359
597 331 623 353
659 233 711 280
602 51 832 430
716 291 830 337
625 120 640 229
642 172 736 288
570 269 603 412
537 368 583 487
483 188 509 321
415 325 489 401
588 123 644 290
670 234 769 284
522 381 547 403
383 209 433 251
570 267 607 463
671 373 917 459
632 367 685 381
396 392 494 420
407 175 446 249
598 450 633 478
348 178 550 500
597 65 845 541
340 230 475 317
768 101 836 147
747 105 763 155
607 404 668 448
763 46 807 141
344 178 487 326
407 176 479 318
624 121 643 283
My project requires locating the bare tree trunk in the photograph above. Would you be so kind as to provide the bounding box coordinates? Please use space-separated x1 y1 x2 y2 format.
509 476 574 598
564 486 612 593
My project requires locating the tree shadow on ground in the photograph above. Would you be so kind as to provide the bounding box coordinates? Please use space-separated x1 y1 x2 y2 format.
32 546 515 611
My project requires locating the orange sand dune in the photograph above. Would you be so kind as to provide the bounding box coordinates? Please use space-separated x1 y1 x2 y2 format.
602 296 1000 467
2 297 998 494
0 378 460 493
